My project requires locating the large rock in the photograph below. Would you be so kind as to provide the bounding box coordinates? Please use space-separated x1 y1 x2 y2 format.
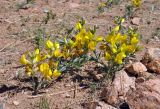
126 62 147 76
141 48 160 74
126 78 160 109
82 101 116 109
101 70 135 105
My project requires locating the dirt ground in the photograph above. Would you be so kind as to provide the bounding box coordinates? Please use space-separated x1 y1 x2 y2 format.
0 0 160 109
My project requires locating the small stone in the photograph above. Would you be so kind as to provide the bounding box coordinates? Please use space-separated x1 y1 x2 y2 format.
64 84 71 87
96 101 116 109
82 101 116 109
126 62 147 76
147 60 160 74
131 17 141 25
13 101 20 106
94 74 103 81
62 93 71 98
82 102 98 109
139 71 154 79
0 69 5 73
141 48 160 74
136 77 145 83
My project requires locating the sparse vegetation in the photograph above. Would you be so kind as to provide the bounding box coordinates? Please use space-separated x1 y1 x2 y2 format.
0 0 159 108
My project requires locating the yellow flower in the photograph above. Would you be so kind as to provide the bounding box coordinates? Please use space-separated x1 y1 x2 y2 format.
40 63 52 80
62 52 70 59
53 42 60 49
115 33 127 43
131 37 139 45
95 36 103 42
114 26 120 32
115 52 126 64
76 22 82 30
121 18 125 23
20 54 29 65
69 39 74 47
26 72 32 77
132 0 141 7
53 48 62 58
33 54 41 63
40 63 49 73
46 40 54 49
105 52 111 61
100 2 106 7
111 45 117 53
120 43 128 52
127 45 136 53
88 41 96 51
49 60 58 68
53 69 61 78
34 48 40 55
106 34 114 43
25 65 32 76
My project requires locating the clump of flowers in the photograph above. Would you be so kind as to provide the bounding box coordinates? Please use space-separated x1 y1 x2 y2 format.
20 19 102 93
99 17 141 74
20 41 61 94
132 0 141 7
20 17 141 93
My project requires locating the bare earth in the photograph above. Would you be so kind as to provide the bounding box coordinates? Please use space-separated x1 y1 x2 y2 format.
0 0 160 109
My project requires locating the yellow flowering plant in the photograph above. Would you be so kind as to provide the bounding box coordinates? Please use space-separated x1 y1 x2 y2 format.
20 18 141 93
20 46 61 94
132 0 141 7
125 0 142 19
20 19 103 93
58 19 103 71
96 17 141 75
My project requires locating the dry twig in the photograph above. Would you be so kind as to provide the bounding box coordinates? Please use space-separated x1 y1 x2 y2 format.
27 87 84 99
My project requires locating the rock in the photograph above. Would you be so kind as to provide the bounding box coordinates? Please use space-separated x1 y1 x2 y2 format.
0 69 5 73
13 101 20 106
147 60 160 74
113 70 136 96
135 77 145 83
101 70 135 105
18 0 27 5
141 48 160 74
82 101 116 109
138 71 154 79
131 17 141 25
126 62 147 76
62 93 71 98
94 74 103 81
101 86 118 106
96 102 116 109
126 78 160 109
82 102 98 109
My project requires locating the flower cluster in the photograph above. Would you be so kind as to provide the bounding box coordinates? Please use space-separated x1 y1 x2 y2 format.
20 47 61 81
132 0 141 7
100 18 140 65
20 18 141 92
61 21 103 59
